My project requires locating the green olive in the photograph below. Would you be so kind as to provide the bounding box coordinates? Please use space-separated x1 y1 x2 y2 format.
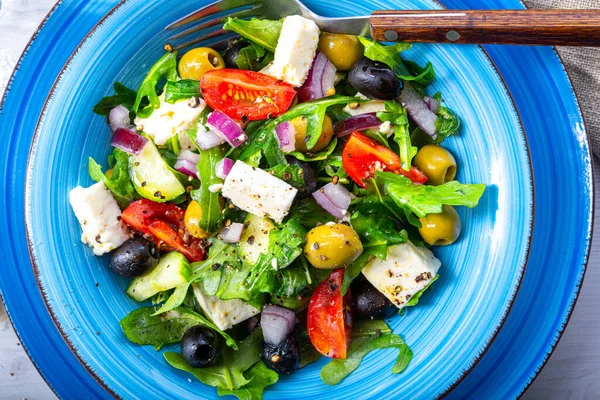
318 33 364 71
178 47 225 81
305 224 363 269
418 205 461 246
291 114 334 153
412 145 457 186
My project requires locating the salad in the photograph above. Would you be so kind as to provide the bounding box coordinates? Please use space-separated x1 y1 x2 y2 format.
69 14 485 399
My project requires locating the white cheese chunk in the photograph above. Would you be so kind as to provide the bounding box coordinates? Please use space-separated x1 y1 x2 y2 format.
222 161 298 223
134 93 205 149
192 284 260 331
69 182 129 256
362 242 441 309
379 121 394 137
343 100 387 116
263 15 320 87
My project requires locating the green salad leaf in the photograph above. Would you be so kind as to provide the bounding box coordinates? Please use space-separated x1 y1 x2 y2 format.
233 40 275 71
164 329 262 390
217 361 279 400
376 172 486 218
191 146 225 233
405 274 439 308
358 37 435 85
92 82 137 117
377 101 417 170
435 105 461 138
223 18 283 53
320 320 413 385
120 306 237 350
151 283 191 316
266 164 305 189
134 52 179 119
164 79 200 104
285 198 336 229
351 210 408 260
88 149 139 209
288 137 338 162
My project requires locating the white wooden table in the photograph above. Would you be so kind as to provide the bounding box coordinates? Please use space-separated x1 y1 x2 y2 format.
0 1 598 398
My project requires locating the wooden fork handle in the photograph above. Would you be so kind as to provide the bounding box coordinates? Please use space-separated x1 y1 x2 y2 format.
370 10 600 46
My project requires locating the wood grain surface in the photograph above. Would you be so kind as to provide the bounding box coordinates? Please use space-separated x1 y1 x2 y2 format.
0 1 599 399
371 10 600 46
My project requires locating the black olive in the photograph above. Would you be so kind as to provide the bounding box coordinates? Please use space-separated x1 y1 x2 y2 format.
224 39 250 69
181 326 220 368
262 334 300 375
348 57 402 100
109 237 159 278
352 279 395 320
285 157 317 199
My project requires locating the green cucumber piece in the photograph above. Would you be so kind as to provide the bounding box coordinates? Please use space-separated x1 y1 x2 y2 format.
129 140 185 202
238 214 275 266
127 252 191 302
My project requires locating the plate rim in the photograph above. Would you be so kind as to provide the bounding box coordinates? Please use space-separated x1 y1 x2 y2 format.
22 0 535 398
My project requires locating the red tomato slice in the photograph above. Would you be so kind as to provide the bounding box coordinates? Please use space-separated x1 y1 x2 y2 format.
200 69 296 121
342 131 428 188
307 269 352 359
122 199 205 262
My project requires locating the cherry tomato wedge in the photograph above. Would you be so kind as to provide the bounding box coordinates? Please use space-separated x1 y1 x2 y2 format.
200 69 296 121
307 269 352 359
342 131 428 188
121 199 205 262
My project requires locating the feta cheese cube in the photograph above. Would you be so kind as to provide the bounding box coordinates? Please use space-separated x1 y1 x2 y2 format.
192 284 260 331
134 93 205 149
362 242 441 309
263 15 320 87
69 182 130 255
222 161 298 223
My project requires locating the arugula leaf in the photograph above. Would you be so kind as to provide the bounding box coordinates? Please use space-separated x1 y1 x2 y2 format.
217 361 278 400
358 37 435 85
245 219 307 293
406 274 439 308
164 79 200 104
134 52 179 119
263 134 288 167
88 149 139 208
285 198 336 228
92 82 137 117
191 239 231 280
191 146 225 233
223 18 283 53
288 137 338 162
164 329 262 390
234 40 275 71
320 320 413 385
351 211 408 260
151 283 191 316
377 101 417 170
298 326 323 368
377 172 486 218
266 164 305 189
232 96 358 161
120 306 237 350
435 105 461 138
341 252 375 296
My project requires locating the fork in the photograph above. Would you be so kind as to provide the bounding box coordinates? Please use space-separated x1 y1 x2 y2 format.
165 0 600 51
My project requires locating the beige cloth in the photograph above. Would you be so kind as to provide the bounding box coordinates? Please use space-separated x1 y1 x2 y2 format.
525 0 600 156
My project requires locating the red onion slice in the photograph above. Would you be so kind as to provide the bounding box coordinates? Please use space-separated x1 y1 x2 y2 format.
109 105 131 133
424 96 440 114
312 189 346 220
275 121 296 153
298 52 337 102
207 111 248 148
261 304 297 345
218 222 244 244
215 157 234 180
322 182 351 211
400 84 438 139
196 129 226 150
110 127 148 156
334 113 382 137
174 159 198 178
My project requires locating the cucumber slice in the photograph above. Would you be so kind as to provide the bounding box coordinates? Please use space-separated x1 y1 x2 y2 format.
129 140 185 202
127 252 191 302
238 214 275 265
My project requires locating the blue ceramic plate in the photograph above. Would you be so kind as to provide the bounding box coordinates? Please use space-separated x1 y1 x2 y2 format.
0 1 592 400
